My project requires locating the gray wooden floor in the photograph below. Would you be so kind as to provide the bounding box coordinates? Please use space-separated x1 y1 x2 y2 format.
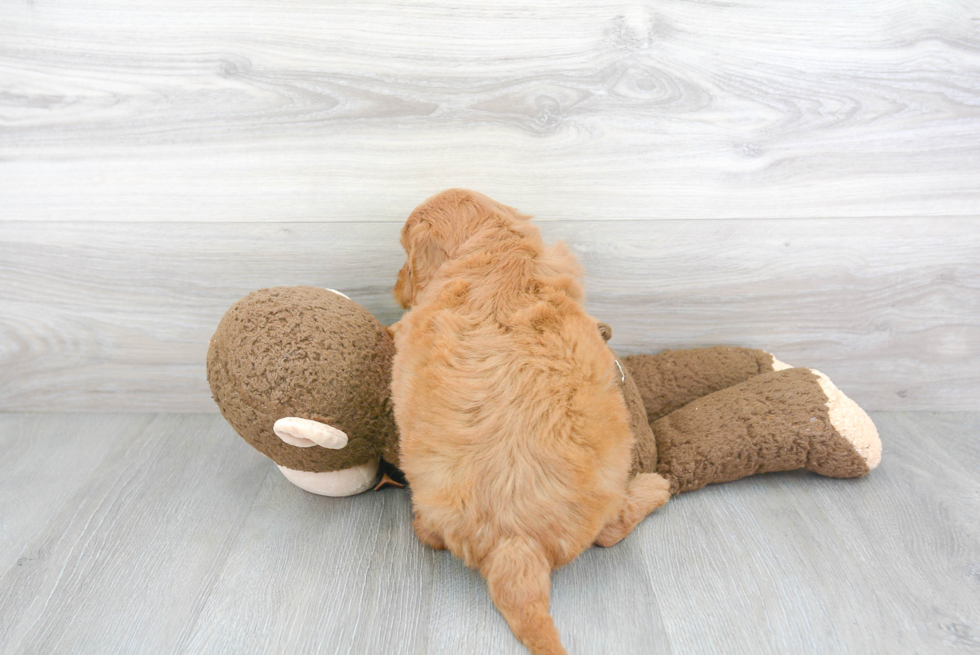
0 412 977 654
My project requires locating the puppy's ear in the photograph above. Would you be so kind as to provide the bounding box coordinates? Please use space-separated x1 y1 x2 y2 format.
411 237 448 278
394 227 448 308
506 207 533 222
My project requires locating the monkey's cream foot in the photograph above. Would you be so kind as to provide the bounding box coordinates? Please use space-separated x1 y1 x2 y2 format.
277 459 381 497
768 353 793 370
810 370 882 473
755 357 878 470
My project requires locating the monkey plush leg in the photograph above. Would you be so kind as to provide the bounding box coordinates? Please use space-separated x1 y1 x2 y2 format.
595 473 671 547
622 346 789 422
652 368 881 495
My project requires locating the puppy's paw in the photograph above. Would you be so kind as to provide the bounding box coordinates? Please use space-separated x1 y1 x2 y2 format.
413 514 447 550
595 473 671 548
632 472 671 512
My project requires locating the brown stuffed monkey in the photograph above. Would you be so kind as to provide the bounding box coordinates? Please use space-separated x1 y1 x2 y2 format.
207 286 880 498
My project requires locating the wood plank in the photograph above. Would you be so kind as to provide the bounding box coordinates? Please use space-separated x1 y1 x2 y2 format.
1 412 978 654
2 218 977 412
635 411 980 654
178 464 432 654
2 0 979 222
0 414 154 572
420 538 674 655
423 553 527 655
634 477 893 653
802 412 980 653
0 414 270 654
576 217 980 412
550 533 673 655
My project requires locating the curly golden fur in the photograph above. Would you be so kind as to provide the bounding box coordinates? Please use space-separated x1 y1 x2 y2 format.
391 189 669 655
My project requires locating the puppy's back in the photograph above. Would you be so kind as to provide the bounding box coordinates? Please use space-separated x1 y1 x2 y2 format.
392 191 635 655
403 313 632 550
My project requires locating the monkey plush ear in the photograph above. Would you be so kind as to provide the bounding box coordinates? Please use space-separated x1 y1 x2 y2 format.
273 417 348 449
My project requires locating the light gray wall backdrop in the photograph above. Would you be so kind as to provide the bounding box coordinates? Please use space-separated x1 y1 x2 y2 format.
2 0 979 412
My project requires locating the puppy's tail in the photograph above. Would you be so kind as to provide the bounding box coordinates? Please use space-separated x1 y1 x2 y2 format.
481 536 567 655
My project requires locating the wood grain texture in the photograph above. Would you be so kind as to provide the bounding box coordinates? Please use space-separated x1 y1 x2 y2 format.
2 0 979 222
0 414 155 573
180 473 433 654
0 414 271 654
0 411 977 654
2 218 978 412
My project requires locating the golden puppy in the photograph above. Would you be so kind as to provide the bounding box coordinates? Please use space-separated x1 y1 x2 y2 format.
391 189 669 655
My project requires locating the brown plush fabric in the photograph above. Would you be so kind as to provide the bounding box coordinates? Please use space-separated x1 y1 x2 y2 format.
207 287 400 472
651 368 870 494
598 325 657 473
609 352 657 477
208 290 874 497
623 346 775 423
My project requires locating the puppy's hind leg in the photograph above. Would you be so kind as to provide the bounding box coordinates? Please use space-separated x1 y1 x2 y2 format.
482 537 567 655
413 513 447 550
595 473 670 548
